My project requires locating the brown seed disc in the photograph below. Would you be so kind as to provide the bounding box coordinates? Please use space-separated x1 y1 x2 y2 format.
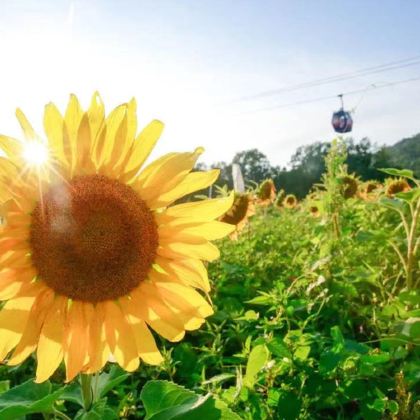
30 175 158 302
386 180 411 197
221 195 249 225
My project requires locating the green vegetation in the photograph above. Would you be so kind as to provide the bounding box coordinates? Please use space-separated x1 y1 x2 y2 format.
206 135 420 198
0 142 419 419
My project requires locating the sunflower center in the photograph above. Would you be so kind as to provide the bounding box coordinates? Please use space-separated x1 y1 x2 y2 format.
30 175 158 302
221 195 249 225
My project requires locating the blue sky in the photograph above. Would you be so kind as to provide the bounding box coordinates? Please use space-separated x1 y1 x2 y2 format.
0 0 419 166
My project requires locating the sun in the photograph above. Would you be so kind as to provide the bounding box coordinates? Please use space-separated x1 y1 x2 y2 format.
0 93 234 383
22 141 49 167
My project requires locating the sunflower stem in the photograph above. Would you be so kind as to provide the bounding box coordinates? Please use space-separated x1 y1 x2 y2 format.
80 374 93 411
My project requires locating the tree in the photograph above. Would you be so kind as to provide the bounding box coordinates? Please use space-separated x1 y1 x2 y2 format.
232 149 272 185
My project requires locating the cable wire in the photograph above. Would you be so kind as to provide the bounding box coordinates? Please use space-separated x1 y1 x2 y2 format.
235 55 420 102
251 75 420 113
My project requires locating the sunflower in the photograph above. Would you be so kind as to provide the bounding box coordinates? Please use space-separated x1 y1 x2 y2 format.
359 180 381 201
309 205 320 217
257 179 276 206
340 176 358 199
220 193 255 239
0 93 234 383
283 194 297 209
385 179 411 197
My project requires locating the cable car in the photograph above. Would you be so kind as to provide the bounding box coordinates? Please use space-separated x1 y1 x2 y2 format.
332 94 353 133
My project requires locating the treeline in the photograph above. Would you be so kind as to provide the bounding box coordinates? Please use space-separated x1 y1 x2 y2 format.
199 136 418 198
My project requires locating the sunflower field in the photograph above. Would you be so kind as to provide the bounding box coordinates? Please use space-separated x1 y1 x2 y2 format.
0 97 419 420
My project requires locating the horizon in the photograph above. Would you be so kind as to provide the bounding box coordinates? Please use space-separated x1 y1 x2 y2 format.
1 1 419 167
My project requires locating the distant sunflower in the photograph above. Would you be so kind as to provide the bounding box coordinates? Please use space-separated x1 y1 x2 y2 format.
309 205 320 217
340 176 358 199
359 180 381 201
386 179 411 197
257 179 276 206
283 194 297 209
220 193 255 239
0 93 234 383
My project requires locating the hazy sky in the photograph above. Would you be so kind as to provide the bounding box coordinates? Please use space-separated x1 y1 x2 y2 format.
0 0 419 167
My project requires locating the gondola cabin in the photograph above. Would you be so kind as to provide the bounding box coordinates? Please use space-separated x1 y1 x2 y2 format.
332 94 353 133
331 109 353 133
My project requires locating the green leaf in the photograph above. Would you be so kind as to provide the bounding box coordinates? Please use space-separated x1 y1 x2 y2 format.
379 168 414 178
96 366 129 399
0 379 66 420
202 373 236 385
75 400 118 420
388 400 399 415
276 391 302 420
245 295 273 305
395 188 420 202
399 317 420 341
267 338 292 359
0 381 10 394
294 345 311 362
235 310 259 321
244 345 269 388
319 351 341 373
361 353 390 365
140 380 241 420
379 197 406 210
60 382 84 407
330 326 345 352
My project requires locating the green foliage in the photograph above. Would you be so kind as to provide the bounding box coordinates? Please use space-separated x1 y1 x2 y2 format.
140 380 241 420
0 379 65 419
205 135 419 198
0 159 419 419
386 133 420 176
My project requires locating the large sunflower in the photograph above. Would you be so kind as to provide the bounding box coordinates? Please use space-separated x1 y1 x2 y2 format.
0 93 234 383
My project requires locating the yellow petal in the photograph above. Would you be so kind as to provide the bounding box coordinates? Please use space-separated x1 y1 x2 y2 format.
94 104 127 168
64 94 83 173
43 103 69 168
150 169 220 208
123 289 185 342
75 113 94 172
0 267 36 301
154 257 210 292
158 239 220 261
0 295 35 360
85 303 109 374
88 92 105 143
103 301 139 372
134 149 204 206
15 109 37 141
159 192 234 222
108 111 128 169
64 301 89 382
8 288 55 366
0 135 23 165
155 282 214 319
121 303 163 365
113 97 137 171
122 120 164 180
159 221 235 241
35 296 66 383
